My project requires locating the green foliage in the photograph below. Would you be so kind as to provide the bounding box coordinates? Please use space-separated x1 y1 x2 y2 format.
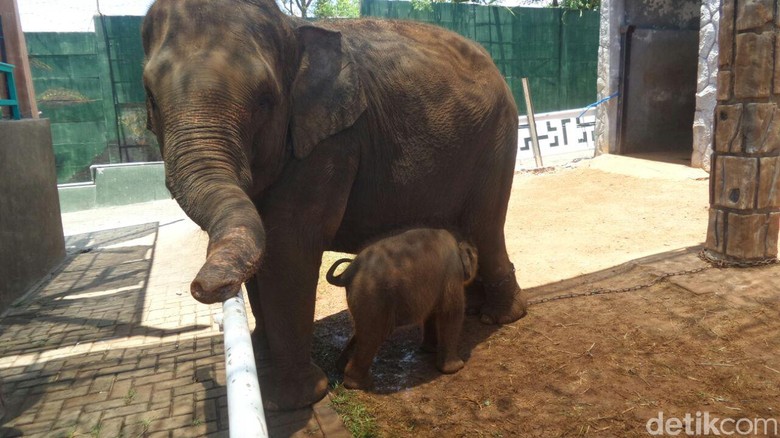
410 0 433 12
557 0 599 10
314 0 360 18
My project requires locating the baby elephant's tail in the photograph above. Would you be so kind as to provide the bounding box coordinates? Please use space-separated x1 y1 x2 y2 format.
326 258 354 287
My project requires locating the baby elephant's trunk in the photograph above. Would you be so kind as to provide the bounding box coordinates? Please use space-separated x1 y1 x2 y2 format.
326 258 355 287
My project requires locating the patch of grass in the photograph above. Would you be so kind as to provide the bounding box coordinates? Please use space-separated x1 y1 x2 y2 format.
329 384 379 438
192 418 203 427
139 417 153 435
124 387 136 405
90 421 102 437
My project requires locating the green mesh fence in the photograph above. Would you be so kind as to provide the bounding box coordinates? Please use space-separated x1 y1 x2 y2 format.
27 32 109 183
360 0 600 115
26 16 158 184
96 16 160 165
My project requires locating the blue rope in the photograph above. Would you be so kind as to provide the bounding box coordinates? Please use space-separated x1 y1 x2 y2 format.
577 92 619 119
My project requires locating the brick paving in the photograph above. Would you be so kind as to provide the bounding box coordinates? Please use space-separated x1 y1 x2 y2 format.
0 200 350 438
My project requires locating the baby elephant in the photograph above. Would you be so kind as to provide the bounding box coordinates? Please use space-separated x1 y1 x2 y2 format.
326 228 479 389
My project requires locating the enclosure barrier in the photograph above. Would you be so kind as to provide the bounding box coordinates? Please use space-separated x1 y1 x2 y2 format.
0 62 20 120
222 291 268 437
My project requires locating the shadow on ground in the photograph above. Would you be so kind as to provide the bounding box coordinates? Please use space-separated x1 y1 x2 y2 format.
0 223 216 437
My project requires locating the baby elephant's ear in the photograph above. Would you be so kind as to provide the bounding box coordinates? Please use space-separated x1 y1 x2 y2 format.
458 242 479 283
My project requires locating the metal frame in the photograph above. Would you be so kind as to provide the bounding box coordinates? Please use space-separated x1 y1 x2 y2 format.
0 62 20 120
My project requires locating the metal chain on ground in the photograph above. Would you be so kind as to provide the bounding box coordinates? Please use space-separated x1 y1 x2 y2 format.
527 250 778 306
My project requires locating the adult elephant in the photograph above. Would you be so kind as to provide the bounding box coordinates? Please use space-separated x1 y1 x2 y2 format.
142 0 527 410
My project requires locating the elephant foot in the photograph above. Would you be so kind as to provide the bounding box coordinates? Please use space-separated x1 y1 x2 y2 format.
465 281 485 315
437 357 464 374
258 362 328 411
480 277 528 325
420 340 437 354
342 366 373 390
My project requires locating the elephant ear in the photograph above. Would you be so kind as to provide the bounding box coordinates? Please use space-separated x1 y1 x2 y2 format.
290 25 367 159
459 242 479 284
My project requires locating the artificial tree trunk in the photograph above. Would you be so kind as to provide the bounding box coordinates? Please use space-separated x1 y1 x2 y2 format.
704 0 780 263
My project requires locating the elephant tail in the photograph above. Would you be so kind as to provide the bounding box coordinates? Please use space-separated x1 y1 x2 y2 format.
326 258 355 287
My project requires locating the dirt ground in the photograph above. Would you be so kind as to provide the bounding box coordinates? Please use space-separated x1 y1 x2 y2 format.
309 155 780 437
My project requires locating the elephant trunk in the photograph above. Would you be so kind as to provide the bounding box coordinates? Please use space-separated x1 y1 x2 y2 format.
163 118 265 305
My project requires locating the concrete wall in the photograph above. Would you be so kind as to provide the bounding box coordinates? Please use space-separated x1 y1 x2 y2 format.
0 119 65 311
57 162 171 213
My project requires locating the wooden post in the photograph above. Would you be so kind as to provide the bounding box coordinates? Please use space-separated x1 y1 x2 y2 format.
704 0 779 263
522 78 544 168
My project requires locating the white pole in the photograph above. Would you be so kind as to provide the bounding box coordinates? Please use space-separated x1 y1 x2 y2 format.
222 291 268 438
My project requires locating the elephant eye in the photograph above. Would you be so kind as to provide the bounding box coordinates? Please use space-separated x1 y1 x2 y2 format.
146 89 158 111
145 89 158 135
256 92 275 112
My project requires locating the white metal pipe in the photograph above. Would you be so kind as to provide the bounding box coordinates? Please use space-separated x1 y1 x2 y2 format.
222 290 268 438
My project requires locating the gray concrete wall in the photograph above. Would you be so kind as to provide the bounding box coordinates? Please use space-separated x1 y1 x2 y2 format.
57 162 171 213
0 119 65 311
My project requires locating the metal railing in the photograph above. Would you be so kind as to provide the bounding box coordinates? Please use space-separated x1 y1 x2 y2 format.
220 291 268 437
0 62 20 120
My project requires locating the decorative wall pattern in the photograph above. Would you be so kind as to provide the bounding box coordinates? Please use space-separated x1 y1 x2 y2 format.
516 108 596 169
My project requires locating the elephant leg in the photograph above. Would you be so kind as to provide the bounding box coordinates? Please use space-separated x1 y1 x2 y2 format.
343 324 386 390
245 276 269 356
465 281 486 315
421 315 437 353
250 237 327 411
336 335 356 372
467 153 528 324
435 287 465 374
248 143 358 410
474 230 527 325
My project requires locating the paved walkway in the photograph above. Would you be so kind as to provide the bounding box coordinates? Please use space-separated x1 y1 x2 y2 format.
0 201 349 437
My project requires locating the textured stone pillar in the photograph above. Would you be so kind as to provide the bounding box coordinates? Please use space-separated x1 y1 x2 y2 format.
595 0 624 155
692 0 721 170
704 0 780 262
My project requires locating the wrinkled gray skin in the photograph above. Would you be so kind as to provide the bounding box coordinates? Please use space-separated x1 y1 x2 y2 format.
326 229 479 390
142 0 527 410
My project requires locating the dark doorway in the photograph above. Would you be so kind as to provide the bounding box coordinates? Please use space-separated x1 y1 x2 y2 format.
616 0 702 164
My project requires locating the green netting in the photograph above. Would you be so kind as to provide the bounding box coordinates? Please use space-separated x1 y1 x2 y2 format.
26 17 158 183
360 0 599 115
27 32 109 183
